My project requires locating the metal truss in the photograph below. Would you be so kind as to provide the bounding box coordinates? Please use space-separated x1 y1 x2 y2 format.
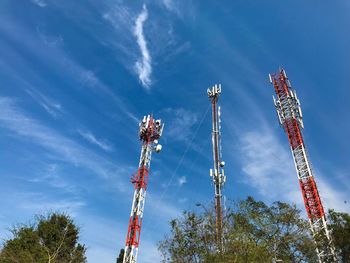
208 84 226 252
269 69 337 263
123 115 164 263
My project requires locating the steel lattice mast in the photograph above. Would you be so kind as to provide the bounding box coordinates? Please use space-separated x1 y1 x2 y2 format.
207 84 226 252
123 115 164 263
269 69 337 263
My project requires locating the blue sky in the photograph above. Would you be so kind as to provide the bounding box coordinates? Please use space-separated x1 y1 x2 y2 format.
1 0 350 262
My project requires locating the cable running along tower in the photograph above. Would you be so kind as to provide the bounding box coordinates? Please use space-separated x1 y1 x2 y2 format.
269 69 337 263
123 115 164 263
208 84 226 252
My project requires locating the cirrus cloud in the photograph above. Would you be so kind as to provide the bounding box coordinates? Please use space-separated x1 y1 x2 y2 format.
134 4 152 89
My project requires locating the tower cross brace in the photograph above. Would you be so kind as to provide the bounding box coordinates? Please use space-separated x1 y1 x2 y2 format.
269 69 337 263
122 115 164 263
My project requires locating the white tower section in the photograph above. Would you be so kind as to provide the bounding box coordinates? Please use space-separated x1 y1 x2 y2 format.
122 115 164 263
269 69 337 263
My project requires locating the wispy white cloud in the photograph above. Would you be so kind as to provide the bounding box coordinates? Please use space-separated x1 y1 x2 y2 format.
80 215 125 263
32 0 47 8
25 88 63 118
316 173 350 213
163 108 198 142
158 0 196 20
14 191 85 217
0 97 122 182
28 163 80 195
177 176 187 186
144 193 182 226
103 5 134 32
163 41 191 61
161 0 182 18
239 128 350 213
163 0 175 11
78 70 99 88
21 198 85 216
239 129 301 203
102 1 190 87
102 5 138 61
0 18 138 124
134 4 152 89
78 130 114 152
36 27 64 47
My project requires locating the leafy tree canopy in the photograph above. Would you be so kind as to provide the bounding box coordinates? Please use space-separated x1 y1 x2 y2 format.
0 213 86 263
328 209 350 262
159 197 318 263
116 248 125 263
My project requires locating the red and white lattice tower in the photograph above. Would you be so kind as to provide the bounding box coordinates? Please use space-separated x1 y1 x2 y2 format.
269 69 337 263
208 84 226 252
123 115 164 263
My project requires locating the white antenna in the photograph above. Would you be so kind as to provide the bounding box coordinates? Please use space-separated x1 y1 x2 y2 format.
218 106 223 159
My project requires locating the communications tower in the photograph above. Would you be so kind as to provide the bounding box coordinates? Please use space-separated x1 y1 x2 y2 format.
269 69 337 263
123 115 164 263
207 84 226 252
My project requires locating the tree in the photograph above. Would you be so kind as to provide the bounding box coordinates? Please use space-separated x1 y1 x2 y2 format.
0 213 86 263
327 209 350 262
159 211 211 263
159 197 318 263
0 226 47 263
116 248 125 263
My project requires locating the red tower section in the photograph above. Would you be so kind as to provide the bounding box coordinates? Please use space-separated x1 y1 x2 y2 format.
269 69 337 262
122 115 163 263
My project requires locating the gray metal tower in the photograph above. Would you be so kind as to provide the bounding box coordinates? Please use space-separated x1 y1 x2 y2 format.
207 84 226 252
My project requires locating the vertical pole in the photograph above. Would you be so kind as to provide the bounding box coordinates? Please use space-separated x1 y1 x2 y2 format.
208 84 226 253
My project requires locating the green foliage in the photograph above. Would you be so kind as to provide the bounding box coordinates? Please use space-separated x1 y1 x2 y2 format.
0 226 47 263
159 211 210 263
116 248 125 263
0 213 86 263
159 197 318 263
328 209 350 262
